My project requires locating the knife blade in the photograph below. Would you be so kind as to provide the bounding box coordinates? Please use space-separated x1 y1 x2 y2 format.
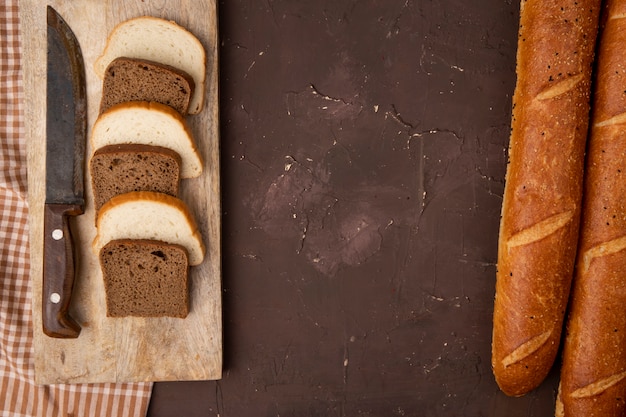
43 6 87 338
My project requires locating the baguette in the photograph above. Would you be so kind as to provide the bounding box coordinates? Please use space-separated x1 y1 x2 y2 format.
491 0 601 396
559 2 626 414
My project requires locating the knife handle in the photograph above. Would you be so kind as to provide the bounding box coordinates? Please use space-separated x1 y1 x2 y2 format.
43 203 83 338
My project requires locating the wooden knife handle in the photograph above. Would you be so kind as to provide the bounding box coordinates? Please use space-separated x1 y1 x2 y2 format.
43 203 83 338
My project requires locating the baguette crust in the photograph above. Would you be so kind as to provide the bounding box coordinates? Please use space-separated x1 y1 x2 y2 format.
492 0 601 396
559 2 626 414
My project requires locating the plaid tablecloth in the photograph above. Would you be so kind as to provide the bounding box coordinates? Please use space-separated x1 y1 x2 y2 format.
0 3 152 416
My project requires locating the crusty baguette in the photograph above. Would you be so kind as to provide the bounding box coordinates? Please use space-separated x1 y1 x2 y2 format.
559 1 626 414
492 0 601 396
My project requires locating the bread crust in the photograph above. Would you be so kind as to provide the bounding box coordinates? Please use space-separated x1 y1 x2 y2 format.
99 57 195 115
100 239 190 318
94 16 206 114
90 101 203 178
89 143 182 213
93 191 206 265
559 2 626 414
492 0 601 396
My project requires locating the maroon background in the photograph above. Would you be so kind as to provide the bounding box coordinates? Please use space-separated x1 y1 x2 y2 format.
147 0 562 415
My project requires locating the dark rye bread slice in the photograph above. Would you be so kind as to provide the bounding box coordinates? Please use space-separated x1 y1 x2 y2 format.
99 56 195 115
90 143 181 213
100 239 189 318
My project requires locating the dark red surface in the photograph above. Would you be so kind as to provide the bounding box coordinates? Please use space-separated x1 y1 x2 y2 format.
147 1 562 416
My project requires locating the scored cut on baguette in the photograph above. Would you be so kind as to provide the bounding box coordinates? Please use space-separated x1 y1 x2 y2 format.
91 101 202 178
93 191 205 266
94 16 206 114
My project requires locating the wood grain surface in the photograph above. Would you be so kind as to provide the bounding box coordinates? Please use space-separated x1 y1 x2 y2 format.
20 0 221 384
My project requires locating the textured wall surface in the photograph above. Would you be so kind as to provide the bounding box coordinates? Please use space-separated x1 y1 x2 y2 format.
148 1 563 416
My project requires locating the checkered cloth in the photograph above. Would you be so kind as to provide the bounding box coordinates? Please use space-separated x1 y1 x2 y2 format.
0 3 152 416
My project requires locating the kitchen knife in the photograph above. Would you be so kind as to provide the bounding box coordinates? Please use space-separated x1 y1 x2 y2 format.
43 6 87 338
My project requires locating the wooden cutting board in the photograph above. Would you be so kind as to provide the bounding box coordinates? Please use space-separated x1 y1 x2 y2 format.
20 0 221 384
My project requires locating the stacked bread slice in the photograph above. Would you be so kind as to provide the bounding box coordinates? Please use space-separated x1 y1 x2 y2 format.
90 16 206 318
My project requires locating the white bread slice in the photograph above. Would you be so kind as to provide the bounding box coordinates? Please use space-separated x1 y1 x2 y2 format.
91 101 202 178
94 16 206 114
93 191 205 266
